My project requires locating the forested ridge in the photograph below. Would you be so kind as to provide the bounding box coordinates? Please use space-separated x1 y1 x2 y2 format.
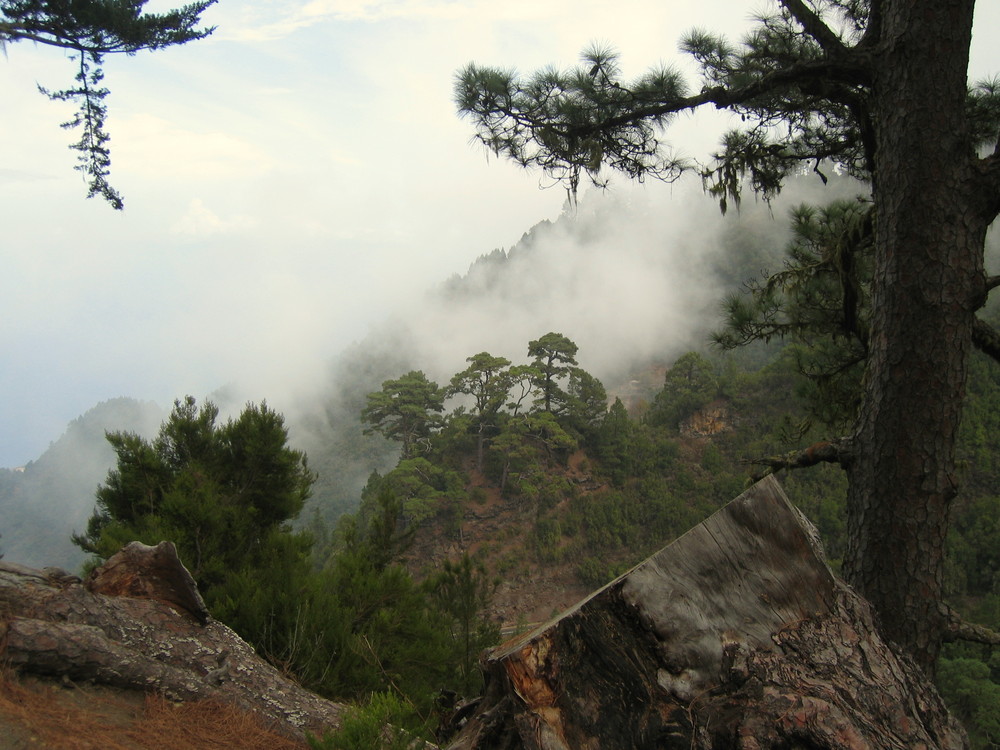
4 182 1000 745
352 332 1000 748
326 335 1000 746
15 334 995 747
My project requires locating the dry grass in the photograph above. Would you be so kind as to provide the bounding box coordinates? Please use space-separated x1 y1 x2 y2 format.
0 669 309 749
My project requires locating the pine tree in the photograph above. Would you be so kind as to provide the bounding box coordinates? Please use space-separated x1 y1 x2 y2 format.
455 0 1000 670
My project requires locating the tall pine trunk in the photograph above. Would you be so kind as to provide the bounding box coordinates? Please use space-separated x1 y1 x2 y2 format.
842 0 987 671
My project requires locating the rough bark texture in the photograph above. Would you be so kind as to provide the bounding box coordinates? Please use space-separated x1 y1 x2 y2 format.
0 542 343 740
86 540 211 624
447 477 967 750
842 0 987 671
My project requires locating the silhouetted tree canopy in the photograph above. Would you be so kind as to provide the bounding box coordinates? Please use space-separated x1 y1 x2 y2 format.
2 0 216 208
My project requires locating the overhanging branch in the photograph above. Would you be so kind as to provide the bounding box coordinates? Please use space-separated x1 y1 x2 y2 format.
2 26 175 54
745 438 852 481
5 1 215 209
0 24 86 50
566 56 872 140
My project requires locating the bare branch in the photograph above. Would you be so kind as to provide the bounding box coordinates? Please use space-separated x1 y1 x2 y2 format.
745 438 852 481
941 604 1000 646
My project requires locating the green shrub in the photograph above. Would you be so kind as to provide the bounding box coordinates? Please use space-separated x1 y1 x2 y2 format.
307 692 422 750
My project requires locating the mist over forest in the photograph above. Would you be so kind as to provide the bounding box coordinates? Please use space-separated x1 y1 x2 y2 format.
6 0 1000 745
0 172 856 570
6 168 1000 744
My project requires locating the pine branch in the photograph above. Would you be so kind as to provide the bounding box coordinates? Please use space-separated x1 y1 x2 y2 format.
1 2 216 54
745 438 852 481
0 24 82 50
564 55 871 139
941 605 1000 646
7 0 216 208
778 0 849 55
38 51 123 209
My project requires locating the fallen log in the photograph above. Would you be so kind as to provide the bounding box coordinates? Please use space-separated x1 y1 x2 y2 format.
0 541 343 740
447 476 967 750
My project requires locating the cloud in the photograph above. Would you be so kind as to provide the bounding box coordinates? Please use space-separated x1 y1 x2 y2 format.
337 169 866 408
171 199 259 237
0 167 56 184
115 113 277 180
216 0 754 48
328 148 363 166
272 180 711 411
220 1 502 41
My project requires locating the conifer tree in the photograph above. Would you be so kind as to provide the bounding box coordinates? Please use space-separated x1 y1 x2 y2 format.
74 396 314 598
361 371 446 459
448 352 513 471
527 332 579 414
426 553 500 695
455 0 1000 670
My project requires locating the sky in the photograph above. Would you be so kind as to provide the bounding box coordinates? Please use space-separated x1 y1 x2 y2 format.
2 1 1000 468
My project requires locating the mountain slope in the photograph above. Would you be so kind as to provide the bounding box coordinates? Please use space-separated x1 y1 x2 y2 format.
0 398 163 570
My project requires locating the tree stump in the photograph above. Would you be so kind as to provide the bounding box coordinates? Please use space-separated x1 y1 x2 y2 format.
447 476 967 749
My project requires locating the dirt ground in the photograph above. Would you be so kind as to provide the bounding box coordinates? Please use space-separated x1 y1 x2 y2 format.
0 670 309 750
398 451 601 630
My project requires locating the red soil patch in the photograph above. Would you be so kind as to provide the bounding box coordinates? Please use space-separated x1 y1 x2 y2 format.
0 669 308 750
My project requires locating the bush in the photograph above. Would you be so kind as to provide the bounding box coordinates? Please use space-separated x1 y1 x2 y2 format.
307 692 423 750
937 657 1000 750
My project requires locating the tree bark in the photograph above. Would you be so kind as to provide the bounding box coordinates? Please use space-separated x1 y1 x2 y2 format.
0 543 344 740
446 477 966 749
842 0 988 671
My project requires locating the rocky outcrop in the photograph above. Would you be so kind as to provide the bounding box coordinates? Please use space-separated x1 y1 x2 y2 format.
680 401 731 438
0 541 343 740
446 476 966 749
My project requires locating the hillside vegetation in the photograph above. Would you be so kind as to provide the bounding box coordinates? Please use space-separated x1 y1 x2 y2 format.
305 331 1000 746
4 181 1000 745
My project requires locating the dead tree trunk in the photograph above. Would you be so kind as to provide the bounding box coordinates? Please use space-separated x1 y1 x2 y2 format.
0 541 343 740
447 477 966 750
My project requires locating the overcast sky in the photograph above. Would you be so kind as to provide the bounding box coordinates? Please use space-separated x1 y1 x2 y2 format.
2 1 999 467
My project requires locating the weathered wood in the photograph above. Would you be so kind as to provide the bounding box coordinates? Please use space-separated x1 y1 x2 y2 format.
0 548 343 740
447 476 967 749
86 541 210 624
